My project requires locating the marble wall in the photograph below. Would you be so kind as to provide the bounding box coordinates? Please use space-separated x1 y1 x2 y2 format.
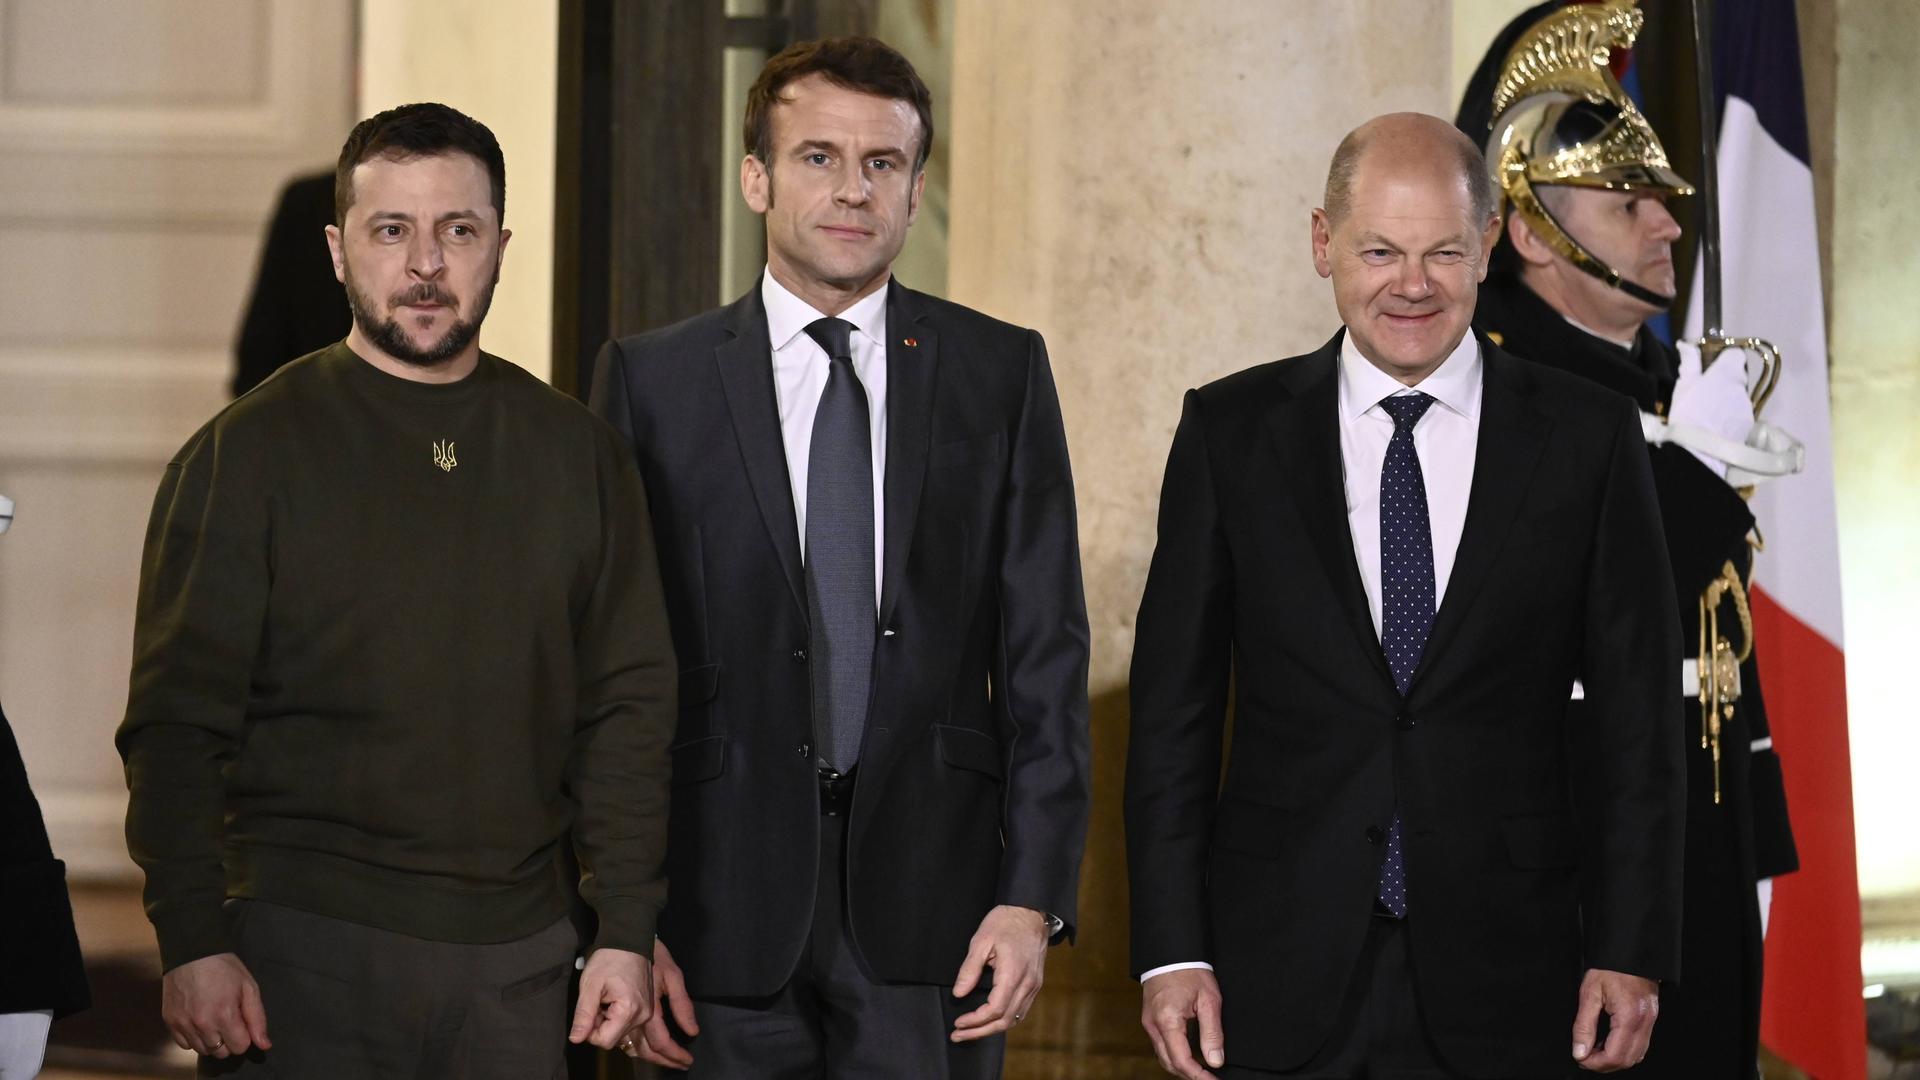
1830 0 1920 916
950 1 1452 691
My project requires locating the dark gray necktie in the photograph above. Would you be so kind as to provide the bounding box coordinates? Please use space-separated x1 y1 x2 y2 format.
802 317 875 771
1375 391 1437 918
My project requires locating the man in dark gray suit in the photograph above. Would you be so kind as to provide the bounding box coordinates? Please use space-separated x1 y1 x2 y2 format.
591 36 1092 1079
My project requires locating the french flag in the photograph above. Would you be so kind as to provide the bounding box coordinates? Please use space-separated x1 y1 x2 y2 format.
1680 1 1864 1075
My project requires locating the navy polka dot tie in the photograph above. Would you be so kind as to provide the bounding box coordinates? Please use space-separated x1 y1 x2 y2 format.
1376 391 1436 918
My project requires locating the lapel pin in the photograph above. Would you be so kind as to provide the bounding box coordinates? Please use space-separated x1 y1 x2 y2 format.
903 337 918 347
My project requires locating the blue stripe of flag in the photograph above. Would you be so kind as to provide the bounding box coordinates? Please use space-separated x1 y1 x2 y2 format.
1713 0 1812 166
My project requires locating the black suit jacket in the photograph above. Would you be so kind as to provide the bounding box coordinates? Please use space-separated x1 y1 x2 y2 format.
1124 331 1684 1075
1 700 90 1017
590 281 1090 996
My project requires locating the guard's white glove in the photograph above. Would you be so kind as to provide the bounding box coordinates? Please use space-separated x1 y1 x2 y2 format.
1667 341 1755 478
0 494 14 535
0 1010 53 1078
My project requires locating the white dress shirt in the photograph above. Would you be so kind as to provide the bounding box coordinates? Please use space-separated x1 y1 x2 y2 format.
0 1009 52 1077
1337 331 1482 637
762 268 888 608
1139 331 1484 985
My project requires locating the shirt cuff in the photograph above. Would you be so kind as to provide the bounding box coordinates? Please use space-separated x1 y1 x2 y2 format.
1140 961 1214 983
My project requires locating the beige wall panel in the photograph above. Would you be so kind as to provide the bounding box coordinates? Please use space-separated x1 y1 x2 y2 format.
2 0 266 107
0 460 197 879
0 0 354 880
0 227 257 348
0 0 348 159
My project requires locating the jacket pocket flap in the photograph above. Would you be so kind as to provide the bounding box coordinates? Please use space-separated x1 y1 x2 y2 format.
678 663 720 706
935 724 1005 780
1501 814 1576 868
670 735 726 787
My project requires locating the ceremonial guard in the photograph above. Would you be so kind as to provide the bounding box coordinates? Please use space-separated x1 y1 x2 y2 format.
1456 3 1803 1074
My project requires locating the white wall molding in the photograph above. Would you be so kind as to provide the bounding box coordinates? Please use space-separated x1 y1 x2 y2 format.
0 347 227 465
0 0 340 155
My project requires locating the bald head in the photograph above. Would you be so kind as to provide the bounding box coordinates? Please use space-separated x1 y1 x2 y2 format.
1323 112 1495 227
1309 112 1504 386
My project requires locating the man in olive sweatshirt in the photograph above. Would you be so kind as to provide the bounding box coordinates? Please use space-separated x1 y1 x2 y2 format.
116 103 676 1078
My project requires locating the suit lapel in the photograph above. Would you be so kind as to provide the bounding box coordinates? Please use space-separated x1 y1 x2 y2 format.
878 281 936 631
1410 339 1550 692
1267 332 1397 694
714 288 808 618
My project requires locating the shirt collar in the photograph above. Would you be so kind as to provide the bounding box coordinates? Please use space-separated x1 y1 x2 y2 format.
761 267 890 353
1338 329 1483 422
1561 312 1636 350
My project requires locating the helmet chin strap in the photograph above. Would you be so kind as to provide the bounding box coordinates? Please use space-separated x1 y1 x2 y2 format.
1583 255 1675 310
1503 159 1678 311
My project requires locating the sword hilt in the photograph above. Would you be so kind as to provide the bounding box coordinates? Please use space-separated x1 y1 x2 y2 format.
1695 334 1783 415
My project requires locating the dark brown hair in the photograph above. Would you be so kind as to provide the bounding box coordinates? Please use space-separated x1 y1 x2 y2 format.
744 36 934 174
334 103 507 226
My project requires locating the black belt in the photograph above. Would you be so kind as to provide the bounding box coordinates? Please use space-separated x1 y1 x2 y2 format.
818 766 856 816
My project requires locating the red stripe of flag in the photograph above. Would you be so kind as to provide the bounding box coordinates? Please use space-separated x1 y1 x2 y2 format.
1753 586 1865 1079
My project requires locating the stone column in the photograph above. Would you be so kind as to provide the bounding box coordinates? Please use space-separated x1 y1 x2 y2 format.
947 5 1451 1071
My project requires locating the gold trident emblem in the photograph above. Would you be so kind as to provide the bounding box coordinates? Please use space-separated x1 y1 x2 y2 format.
432 440 457 472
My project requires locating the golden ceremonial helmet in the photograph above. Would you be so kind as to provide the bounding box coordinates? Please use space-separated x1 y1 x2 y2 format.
1484 0 1693 306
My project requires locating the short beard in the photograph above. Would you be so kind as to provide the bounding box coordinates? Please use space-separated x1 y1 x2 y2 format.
344 265 496 368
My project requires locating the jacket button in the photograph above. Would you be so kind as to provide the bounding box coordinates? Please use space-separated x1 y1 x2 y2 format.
795 742 812 758
791 648 808 663
1365 826 1385 845
1396 712 1415 730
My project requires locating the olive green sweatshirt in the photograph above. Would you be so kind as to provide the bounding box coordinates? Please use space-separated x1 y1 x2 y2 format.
117 343 675 971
